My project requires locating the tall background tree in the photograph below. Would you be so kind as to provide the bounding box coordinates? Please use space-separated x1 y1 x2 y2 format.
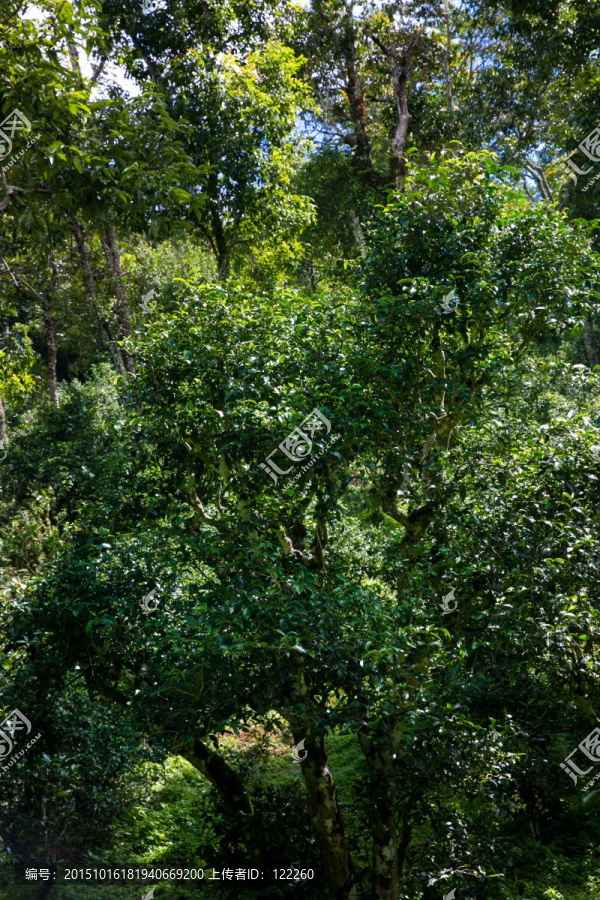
3 2 600 900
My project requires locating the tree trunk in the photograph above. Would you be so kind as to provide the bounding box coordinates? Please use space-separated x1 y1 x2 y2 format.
294 729 361 899
389 34 420 190
183 737 253 813
368 31 420 190
349 210 367 257
71 217 127 376
100 223 136 374
210 206 232 282
340 15 375 182
397 805 412 888
35 877 55 900
358 732 399 900
43 305 59 408
583 312 599 369
180 737 263 866
217 248 231 282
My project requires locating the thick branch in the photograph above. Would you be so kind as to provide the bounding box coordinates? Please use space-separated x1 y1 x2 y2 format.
368 31 420 188
179 737 252 813
524 159 554 203
279 525 321 569
318 90 356 147
0 172 52 213
382 492 436 543
349 209 366 257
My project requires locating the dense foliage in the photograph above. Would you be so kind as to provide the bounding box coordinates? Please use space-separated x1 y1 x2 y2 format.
2 2 600 900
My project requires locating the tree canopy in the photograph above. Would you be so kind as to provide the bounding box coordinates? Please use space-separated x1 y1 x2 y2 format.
2 3 600 900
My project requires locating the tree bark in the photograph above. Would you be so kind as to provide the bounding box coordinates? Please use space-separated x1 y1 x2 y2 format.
71 217 127 376
583 312 599 369
179 737 263 866
389 33 420 189
182 737 253 813
100 223 136 374
349 210 367 257
83 668 264 866
43 305 59 408
358 731 400 900
339 14 375 182
369 31 420 189
294 729 361 899
210 202 232 282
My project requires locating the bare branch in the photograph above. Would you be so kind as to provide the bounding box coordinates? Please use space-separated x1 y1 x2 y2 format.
524 159 554 203
366 31 389 56
0 255 45 303
317 91 356 147
90 55 108 86
0 170 53 213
